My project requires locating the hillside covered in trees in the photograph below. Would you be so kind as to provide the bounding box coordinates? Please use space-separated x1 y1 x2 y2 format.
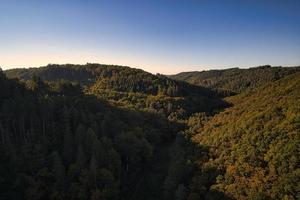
5 64 228 119
5 64 96 85
189 73 300 200
0 65 229 200
170 65 300 95
1 64 299 200
0 69 189 200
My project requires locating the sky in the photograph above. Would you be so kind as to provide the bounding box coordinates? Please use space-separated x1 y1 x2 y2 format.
0 0 300 74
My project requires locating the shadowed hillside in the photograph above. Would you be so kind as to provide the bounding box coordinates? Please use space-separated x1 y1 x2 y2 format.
0 67 229 200
0 69 180 200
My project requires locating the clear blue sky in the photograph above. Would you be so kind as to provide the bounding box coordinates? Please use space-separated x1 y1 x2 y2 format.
0 0 300 74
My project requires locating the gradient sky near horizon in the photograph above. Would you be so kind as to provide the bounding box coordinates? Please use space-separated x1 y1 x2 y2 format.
1 0 300 74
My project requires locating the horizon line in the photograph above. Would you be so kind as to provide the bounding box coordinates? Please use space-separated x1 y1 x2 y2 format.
2 62 300 75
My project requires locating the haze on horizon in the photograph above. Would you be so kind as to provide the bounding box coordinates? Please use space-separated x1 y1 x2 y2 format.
1 0 300 74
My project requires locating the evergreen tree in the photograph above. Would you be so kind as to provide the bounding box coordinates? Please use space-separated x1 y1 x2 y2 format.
52 151 66 192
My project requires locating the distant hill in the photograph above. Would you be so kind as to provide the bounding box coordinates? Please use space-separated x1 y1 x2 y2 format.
170 65 300 95
4 64 228 119
189 72 300 199
4 63 216 95
4 63 106 85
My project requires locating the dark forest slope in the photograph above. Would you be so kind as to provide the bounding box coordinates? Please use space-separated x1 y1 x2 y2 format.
170 65 300 95
190 73 300 200
0 69 179 200
0 67 229 200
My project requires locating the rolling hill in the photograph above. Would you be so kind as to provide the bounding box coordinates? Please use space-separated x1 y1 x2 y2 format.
4 64 228 119
170 65 300 95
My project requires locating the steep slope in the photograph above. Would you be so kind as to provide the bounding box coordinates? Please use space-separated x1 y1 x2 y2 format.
190 73 300 199
170 65 300 95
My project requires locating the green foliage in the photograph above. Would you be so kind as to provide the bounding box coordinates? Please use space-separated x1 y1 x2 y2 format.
4 63 229 119
0 70 176 200
87 65 227 119
191 73 300 200
5 64 95 85
171 65 300 95
2 65 299 200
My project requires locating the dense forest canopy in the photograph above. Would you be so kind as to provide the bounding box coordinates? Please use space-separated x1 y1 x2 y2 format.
170 65 300 95
0 69 180 200
1 64 299 200
0 66 228 200
5 64 229 119
5 64 96 85
191 73 300 200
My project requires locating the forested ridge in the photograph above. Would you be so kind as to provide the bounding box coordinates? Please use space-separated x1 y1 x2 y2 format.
5 64 228 119
170 65 300 95
1 64 299 200
5 64 96 85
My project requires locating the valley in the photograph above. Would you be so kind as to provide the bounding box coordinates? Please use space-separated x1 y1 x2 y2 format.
0 64 299 200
